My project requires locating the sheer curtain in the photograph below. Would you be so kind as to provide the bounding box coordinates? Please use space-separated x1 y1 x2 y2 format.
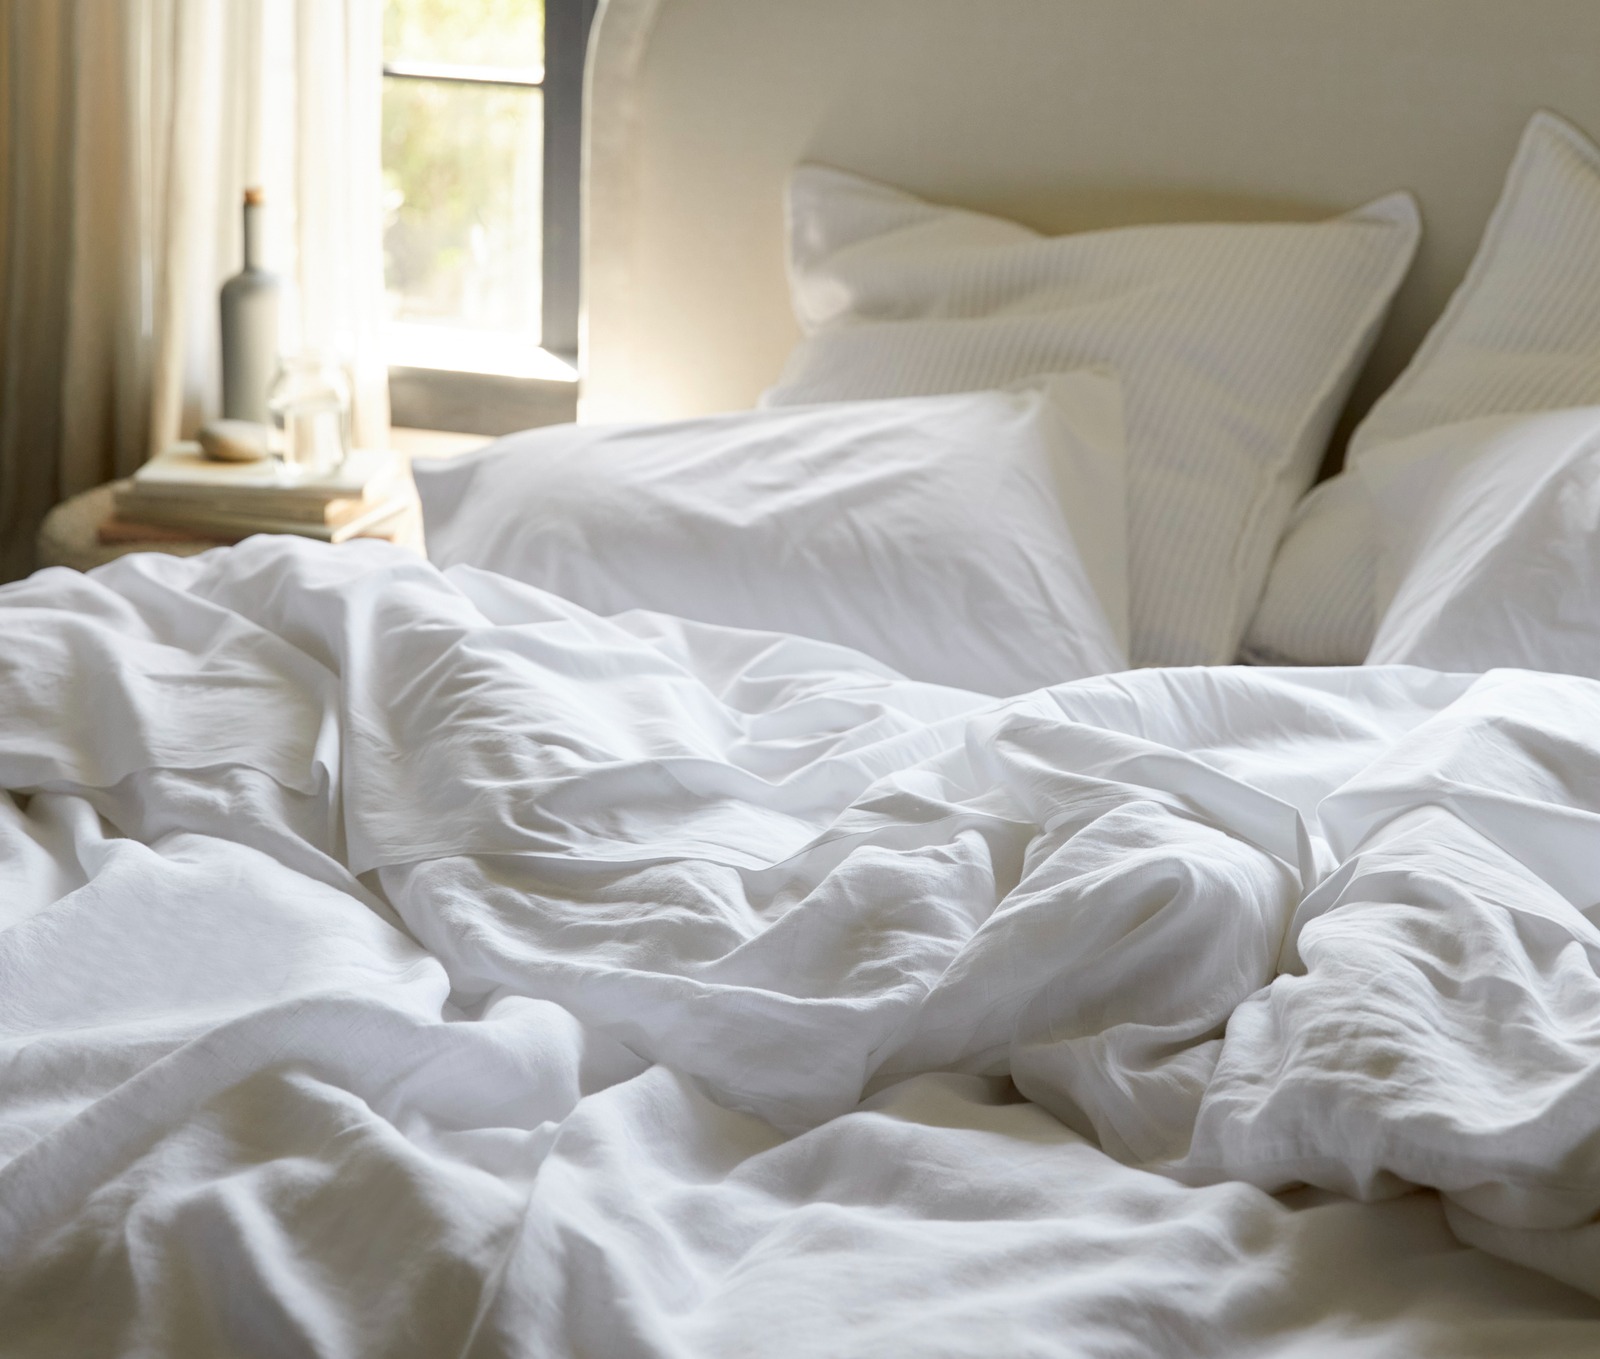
0 0 390 582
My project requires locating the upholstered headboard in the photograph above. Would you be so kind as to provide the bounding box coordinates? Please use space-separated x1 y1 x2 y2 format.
581 0 1600 443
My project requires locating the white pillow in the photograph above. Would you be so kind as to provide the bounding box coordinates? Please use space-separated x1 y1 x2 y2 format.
763 165 1420 666
1365 408 1600 676
1246 111 1600 665
416 375 1128 696
1241 473 1376 666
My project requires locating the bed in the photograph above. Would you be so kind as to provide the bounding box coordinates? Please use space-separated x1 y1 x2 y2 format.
11 2 1600 1355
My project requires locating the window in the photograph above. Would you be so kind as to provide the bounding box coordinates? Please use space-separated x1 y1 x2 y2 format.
381 0 594 432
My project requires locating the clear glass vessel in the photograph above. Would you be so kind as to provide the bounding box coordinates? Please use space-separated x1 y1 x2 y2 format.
266 356 351 479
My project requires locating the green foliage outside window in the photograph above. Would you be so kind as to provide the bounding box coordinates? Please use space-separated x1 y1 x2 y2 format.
383 0 544 71
382 0 545 334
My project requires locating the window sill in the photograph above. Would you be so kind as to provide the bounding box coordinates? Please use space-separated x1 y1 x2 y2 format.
388 359 578 438
387 324 577 383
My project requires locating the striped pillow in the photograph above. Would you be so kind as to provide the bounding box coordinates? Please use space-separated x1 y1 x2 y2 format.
764 167 1419 667
1241 474 1376 667
1247 111 1600 666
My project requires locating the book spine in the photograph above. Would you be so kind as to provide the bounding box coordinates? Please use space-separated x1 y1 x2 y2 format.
114 493 412 543
128 466 399 510
115 491 353 524
112 504 339 541
98 518 227 546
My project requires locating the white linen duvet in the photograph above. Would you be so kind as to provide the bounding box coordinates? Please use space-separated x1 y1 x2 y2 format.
5 538 1600 1356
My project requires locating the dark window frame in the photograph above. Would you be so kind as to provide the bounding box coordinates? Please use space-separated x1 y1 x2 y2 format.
540 0 597 361
383 0 595 435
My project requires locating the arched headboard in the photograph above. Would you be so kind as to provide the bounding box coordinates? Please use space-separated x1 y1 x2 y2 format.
581 0 1600 443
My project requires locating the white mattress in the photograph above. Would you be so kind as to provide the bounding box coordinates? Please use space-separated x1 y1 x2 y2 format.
4 538 1600 1354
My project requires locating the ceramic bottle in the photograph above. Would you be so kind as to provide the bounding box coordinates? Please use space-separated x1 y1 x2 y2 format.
219 187 280 424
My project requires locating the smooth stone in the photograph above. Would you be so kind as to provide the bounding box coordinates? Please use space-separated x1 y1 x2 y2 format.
198 418 272 462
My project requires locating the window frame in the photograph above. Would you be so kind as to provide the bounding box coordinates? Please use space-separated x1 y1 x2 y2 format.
383 0 595 435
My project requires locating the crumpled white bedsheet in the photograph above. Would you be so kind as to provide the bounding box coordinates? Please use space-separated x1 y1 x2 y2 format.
4 536 1600 1356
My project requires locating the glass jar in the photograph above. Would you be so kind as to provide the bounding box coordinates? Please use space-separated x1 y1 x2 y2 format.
266 355 351 479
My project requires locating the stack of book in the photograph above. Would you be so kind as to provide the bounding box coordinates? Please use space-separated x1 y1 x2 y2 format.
101 444 417 547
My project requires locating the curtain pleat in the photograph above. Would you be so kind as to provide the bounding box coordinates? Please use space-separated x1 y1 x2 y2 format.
0 0 76 582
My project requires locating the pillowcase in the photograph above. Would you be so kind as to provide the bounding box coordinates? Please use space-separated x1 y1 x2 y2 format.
415 374 1128 696
763 164 1420 666
1240 474 1376 666
1364 408 1600 676
1245 111 1600 666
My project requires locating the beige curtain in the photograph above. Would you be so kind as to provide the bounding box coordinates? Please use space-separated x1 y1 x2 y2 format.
291 0 390 452
0 0 389 583
0 2 77 583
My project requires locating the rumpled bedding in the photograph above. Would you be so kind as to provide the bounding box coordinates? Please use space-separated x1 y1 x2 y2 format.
4 536 1600 1356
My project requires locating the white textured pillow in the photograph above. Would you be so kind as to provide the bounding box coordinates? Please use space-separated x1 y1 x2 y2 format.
1241 474 1376 667
1247 111 1600 665
764 165 1420 666
1365 408 1600 676
416 376 1128 696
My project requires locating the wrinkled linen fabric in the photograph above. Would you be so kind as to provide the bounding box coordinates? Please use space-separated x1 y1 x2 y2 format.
4 537 1600 1355
1364 407 1600 677
417 375 1131 689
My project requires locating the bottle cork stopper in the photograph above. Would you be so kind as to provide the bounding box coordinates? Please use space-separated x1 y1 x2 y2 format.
243 186 265 206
